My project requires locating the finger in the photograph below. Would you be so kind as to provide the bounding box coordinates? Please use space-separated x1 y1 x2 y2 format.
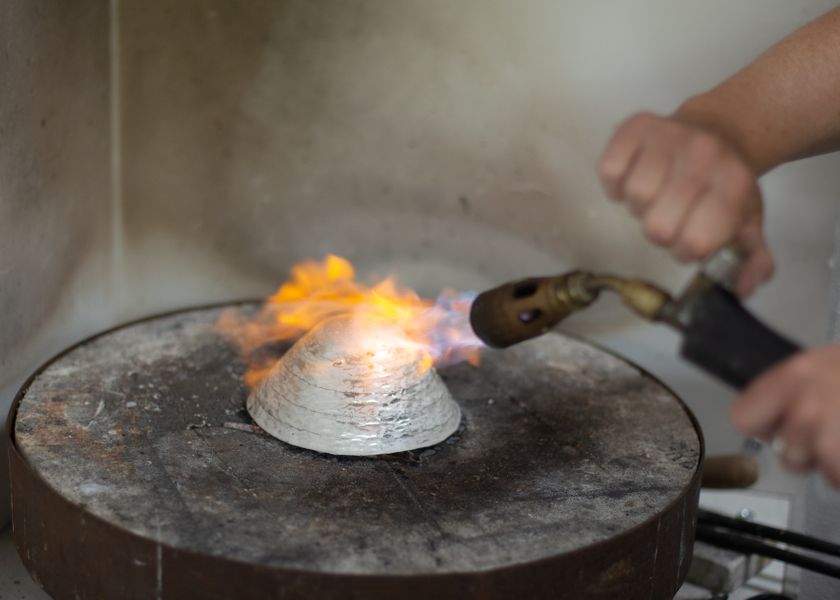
733 219 775 297
735 246 775 298
814 409 840 486
731 355 809 440
598 113 656 200
642 162 709 246
775 394 821 472
674 163 758 261
642 131 722 247
623 146 673 216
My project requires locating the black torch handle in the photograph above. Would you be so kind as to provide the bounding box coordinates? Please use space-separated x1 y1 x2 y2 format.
678 284 800 389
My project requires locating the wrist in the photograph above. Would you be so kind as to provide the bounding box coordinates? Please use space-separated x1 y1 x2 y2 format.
673 95 780 176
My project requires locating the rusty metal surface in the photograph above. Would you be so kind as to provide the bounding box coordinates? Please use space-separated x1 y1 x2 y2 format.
8 303 703 599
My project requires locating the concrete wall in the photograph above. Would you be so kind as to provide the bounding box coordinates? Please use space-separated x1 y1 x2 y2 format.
2 0 838 528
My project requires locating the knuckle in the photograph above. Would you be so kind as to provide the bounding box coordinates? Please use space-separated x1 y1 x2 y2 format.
644 214 676 244
597 157 619 182
676 176 710 203
597 146 625 177
615 112 660 141
725 165 756 199
785 355 816 380
675 155 715 193
626 112 656 130
625 176 654 201
678 231 714 259
790 395 821 427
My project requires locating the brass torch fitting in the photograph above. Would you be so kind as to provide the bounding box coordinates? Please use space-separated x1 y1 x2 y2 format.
581 275 673 322
470 270 673 348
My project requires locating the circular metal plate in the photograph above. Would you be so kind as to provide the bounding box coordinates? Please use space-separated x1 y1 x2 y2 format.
8 304 702 599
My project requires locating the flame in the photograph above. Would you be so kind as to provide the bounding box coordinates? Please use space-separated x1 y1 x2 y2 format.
217 255 483 387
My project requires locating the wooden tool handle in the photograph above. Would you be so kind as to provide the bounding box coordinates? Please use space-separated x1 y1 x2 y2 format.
702 454 759 489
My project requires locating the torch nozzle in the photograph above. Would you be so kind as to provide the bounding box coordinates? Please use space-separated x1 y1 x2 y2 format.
470 271 673 348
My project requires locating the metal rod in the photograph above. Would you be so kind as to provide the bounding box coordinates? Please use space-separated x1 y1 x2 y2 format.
698 509 840 558
695 524 840 580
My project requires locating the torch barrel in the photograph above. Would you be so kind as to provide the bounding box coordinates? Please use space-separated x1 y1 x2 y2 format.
469 271 598 348
469 271 673 348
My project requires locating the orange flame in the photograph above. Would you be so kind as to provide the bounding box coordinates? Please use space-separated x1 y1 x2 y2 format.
217 255 482 387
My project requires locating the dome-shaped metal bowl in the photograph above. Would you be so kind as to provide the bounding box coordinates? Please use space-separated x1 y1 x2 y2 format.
247 315 461 455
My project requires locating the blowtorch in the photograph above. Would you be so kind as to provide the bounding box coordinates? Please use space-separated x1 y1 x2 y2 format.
469 247 800 389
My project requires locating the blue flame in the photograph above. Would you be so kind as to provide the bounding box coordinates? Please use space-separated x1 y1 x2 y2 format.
421 290 485 367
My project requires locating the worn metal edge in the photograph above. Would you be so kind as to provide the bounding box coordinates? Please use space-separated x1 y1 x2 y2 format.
6 301 704 600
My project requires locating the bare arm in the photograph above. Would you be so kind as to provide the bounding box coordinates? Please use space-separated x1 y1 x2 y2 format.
678 7 840 175
598 7 840 297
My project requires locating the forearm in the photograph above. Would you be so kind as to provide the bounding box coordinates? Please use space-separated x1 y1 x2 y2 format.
675 7 840 175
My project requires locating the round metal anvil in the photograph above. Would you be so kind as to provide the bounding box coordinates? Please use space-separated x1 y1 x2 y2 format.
247 314 462 455
8 304 702 600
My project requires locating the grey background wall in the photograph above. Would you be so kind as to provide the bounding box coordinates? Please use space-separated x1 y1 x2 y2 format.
2 0 839 529
0 1 114 526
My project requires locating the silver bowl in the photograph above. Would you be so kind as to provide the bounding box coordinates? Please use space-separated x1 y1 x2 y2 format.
247 314 461 455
